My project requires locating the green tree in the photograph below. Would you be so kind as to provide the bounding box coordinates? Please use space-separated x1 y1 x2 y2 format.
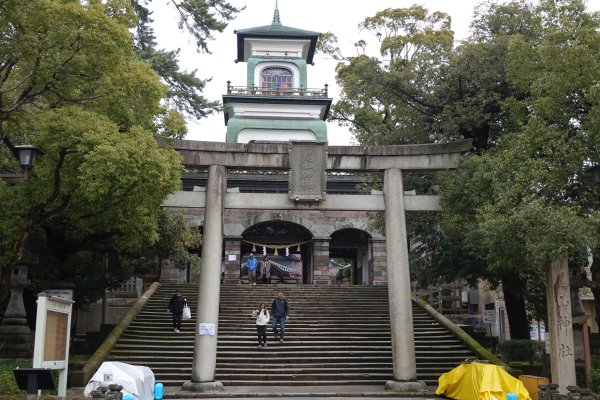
440 0 600 334
320 6 453 145
323 1 600 338
434 0 539 151
131 0 243 124
0 0 183 306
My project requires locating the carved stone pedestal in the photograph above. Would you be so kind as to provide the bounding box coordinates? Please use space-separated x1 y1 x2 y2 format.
0 265 33 356
384 379 427 392
181 381 224 393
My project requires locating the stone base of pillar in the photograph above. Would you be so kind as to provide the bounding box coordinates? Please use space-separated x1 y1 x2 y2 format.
0 332 34 357
0 324 31 334
384 379 427 392
181 381 224 393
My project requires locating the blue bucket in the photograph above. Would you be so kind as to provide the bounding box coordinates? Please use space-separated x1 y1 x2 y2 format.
506 393 518 400
154 382 164 400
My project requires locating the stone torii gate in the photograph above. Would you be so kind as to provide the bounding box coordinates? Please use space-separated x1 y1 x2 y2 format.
166 138 472 392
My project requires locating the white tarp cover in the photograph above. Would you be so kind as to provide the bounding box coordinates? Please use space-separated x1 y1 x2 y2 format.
84 361 155 400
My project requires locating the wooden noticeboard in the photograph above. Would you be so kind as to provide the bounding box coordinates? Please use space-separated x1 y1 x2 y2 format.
33 293 74 397
43 311 68 362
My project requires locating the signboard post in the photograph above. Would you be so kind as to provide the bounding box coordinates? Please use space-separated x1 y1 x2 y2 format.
483 309 496 351
483 309 496 324
32 293 74 397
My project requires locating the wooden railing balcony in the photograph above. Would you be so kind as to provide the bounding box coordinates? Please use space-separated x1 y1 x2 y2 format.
226 81 328 97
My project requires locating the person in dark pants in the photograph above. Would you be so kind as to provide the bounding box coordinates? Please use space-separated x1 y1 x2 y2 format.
167 290 187 333
247 253 258 285
252 303 270 347
271 291 289 343
261 255 271 283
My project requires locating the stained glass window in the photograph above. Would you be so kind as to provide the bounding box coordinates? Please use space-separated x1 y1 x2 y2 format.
261 67 293 89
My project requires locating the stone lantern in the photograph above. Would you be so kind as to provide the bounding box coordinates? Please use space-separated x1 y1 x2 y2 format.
0 264 34 356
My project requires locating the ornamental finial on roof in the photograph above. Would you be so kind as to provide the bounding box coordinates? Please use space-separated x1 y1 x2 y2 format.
272 0 281 25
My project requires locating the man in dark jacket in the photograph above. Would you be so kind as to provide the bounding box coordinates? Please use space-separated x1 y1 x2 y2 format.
167 290 187 333
271 291 289 342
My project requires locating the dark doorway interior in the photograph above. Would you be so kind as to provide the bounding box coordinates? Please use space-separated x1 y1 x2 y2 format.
330 228 371 285
241 220 312 283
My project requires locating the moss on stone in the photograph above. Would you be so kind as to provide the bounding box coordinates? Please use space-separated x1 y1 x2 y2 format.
81 282 160 383
412 294 511 370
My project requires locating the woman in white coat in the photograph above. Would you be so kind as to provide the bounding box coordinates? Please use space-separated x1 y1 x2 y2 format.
252 303 270 347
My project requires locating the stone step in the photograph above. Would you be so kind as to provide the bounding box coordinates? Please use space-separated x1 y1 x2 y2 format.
108 284 477 387
109 355 469 364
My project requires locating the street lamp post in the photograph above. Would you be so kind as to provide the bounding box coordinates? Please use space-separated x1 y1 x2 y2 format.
0 133 40 179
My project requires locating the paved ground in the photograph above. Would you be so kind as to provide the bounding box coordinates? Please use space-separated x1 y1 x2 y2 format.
72 384 446 399
162 384 444 399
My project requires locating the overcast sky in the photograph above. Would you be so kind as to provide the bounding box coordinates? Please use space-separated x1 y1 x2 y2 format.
149 0 600 145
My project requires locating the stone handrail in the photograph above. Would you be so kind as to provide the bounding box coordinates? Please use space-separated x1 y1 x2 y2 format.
411 293 512 370
81 282 161 384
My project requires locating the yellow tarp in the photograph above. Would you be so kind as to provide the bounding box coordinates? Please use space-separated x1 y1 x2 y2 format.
435 362 532 400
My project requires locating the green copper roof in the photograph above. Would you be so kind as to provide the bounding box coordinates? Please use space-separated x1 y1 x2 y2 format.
235 24 320 38
235 4 320 64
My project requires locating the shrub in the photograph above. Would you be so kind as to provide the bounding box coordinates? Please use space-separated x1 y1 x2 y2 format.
0 359 30 395
499 339 544 362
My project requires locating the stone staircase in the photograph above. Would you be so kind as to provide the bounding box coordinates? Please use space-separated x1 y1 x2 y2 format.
108 283 478 387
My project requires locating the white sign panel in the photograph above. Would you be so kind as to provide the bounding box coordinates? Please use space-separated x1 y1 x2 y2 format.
44 289 74 300
199 323 216 336
483 310 496 324
33 294 74 397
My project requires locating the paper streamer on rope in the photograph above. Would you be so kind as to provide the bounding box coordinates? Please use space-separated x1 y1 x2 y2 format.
285 247 289 256
262 246 267 256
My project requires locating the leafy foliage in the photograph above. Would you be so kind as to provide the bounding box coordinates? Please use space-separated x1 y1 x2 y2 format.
0 0 191 306
322 0 600 337
131 0 243 122
0 359 30 395
321 6 453 145
440 0 600 325
499 339 544 362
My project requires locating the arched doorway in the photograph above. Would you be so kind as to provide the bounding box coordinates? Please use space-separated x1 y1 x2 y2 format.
329 228 372 285
241 220 313 284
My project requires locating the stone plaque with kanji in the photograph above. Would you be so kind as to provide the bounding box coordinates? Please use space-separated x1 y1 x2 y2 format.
288 141 327 202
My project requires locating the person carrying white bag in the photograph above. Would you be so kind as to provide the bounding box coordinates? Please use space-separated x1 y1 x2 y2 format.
167 290 187 333
182 303 192 320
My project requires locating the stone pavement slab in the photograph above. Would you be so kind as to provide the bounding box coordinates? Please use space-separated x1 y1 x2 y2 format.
163 385 444 399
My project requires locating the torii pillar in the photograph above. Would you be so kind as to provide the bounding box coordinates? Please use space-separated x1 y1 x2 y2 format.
383 168 427 391
182 165 227 392
165 139 473 392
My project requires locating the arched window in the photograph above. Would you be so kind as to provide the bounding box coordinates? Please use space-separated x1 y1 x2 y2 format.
261 67 293 89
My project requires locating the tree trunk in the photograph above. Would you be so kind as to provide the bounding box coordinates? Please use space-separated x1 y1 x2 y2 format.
502 285 531 339
591 249 600 329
